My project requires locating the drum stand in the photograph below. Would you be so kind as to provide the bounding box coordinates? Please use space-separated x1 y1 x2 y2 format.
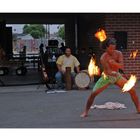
36 80 51 91
44 81 56 92
36 70 55 92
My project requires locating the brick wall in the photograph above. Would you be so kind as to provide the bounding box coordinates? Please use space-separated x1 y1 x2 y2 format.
104 13 140 79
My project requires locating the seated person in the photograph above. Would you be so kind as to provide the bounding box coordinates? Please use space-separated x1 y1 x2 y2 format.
77 48 90 70
60 42 66 53
55 47 80 89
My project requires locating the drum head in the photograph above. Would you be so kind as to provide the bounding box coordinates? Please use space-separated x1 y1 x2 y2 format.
75 71 91 88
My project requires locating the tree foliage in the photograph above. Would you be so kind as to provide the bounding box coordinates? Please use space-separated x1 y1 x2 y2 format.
58 26 65 40
23 24 46 39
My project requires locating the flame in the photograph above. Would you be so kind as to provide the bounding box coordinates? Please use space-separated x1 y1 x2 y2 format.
95 29 107 42
122 75 137 92
102 72 107 79
130 49 138 59
88 57 100 77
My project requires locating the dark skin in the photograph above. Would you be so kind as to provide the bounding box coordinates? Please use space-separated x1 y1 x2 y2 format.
81 44 140 118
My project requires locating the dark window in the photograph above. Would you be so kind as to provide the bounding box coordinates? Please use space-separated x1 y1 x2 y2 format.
114 31 127 50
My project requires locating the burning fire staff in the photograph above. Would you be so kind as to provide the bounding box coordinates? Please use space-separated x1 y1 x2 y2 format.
81 38 140 118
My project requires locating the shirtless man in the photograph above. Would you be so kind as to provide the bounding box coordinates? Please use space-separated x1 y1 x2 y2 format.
81 38 140 117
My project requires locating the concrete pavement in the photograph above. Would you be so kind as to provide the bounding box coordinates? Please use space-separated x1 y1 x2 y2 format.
0 84 140 128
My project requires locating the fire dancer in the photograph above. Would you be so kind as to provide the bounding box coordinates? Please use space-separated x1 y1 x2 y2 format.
81 38 140 117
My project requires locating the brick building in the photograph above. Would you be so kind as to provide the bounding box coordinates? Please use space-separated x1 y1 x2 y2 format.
76 13 140 79
104 14 140 79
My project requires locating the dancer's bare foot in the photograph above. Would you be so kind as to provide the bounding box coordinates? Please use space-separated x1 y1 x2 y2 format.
80 111 88 118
